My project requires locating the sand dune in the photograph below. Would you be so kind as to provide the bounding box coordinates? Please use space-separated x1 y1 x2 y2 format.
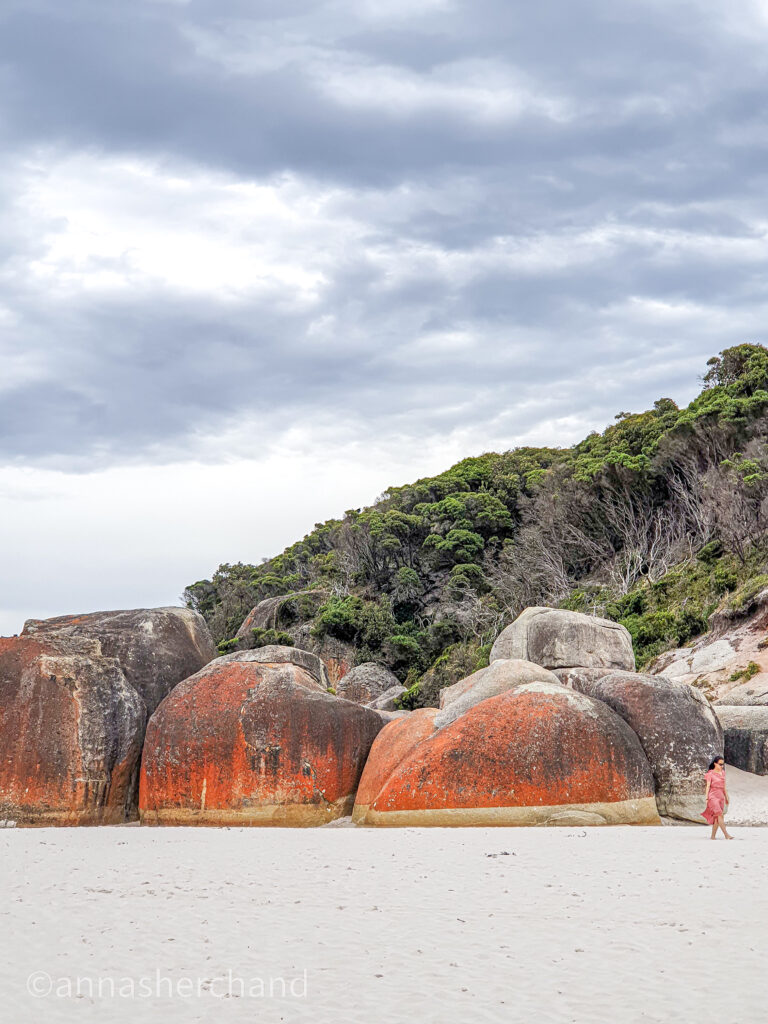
2 821 767 1023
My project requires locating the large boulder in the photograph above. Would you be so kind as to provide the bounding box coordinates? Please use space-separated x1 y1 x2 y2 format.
434 659 562 729
491 607 635 672
139 654 384 826
337 663 401 705
572 671 722 821
0 634 145 825
0 607 215 826
716 706 768 775
22 607 216 714
352 709 438 823
355 683 659 827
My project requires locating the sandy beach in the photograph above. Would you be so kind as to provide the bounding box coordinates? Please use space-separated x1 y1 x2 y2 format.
3 822 767 1024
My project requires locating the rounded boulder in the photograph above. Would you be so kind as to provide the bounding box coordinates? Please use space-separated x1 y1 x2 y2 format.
139 655 384 826
357 682 659 827
490 608 635 672
572 671 723 821
336 663 402 705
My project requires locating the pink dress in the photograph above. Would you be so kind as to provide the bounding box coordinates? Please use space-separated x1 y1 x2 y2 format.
702 768 727 824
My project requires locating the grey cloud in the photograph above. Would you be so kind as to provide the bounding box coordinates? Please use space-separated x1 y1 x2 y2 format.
1 0 768 468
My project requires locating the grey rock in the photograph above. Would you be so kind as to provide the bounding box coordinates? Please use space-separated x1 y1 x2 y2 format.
366 684 407 711
438 668 488 709
572 670 723 822
552 666 614 690
490 607 635 672
371 709 411 724
337 663 401 705
235 589 329 638
716 706 768 775
690 639 736 675
715 679 768 706
23 606 216 716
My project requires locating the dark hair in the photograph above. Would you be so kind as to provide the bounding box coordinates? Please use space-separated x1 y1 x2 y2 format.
708 756 725 771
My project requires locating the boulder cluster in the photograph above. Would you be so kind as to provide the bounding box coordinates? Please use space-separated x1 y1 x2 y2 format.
354 608 721 826
0 605 726 827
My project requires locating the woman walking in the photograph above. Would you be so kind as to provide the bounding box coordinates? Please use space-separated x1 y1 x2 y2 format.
702 757 733 839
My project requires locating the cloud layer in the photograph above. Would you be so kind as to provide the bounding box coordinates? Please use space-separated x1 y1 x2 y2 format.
2 0 768 469
2 0 768 628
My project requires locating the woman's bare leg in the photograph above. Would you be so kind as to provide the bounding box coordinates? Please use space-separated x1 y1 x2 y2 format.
716 815 733 839
710 819 718 839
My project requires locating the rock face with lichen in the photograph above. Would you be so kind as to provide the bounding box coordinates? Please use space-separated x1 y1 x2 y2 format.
435 659 561 729
353 682 659 827
352 709 438 824
0 608 215 825
139 651 383 826
571 670 722 821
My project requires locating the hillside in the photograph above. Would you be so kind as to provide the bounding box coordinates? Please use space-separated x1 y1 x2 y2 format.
185 343 768 707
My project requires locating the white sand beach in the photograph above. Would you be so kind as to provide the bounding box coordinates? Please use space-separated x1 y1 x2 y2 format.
3 820 767 1024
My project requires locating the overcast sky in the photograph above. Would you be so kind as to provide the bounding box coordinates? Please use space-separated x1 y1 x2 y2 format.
2 0 767 634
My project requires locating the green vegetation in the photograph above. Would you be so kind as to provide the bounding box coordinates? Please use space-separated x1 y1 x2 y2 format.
730 662 761 683
250 628 295 648
186 344 768 706
559 551 754 668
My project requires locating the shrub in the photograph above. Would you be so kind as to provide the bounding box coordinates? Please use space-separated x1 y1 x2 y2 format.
730 661 761 683
383 634 427 677
725 575 768 614
217 637 243 654
250 628 295 648
398 641 491 709
312 596 395 651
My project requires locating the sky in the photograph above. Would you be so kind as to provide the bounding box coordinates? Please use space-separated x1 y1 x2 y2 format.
2 0 768 634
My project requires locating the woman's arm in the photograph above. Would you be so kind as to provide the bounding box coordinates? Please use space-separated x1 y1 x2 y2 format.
705 778 711 800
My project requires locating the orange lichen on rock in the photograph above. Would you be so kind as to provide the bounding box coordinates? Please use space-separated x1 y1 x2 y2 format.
352 709 438 823
139 658 384 826
0 606 216 826
359 683 660 827
0 635 145 826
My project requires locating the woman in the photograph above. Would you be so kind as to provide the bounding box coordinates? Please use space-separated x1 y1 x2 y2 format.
702 756 733 839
